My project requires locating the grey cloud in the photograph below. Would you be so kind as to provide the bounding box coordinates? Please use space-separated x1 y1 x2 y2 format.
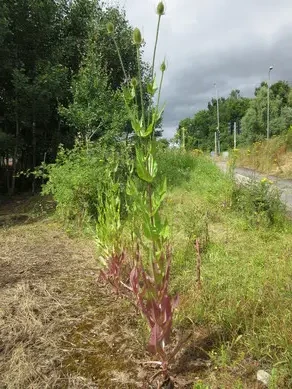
124 0 292 138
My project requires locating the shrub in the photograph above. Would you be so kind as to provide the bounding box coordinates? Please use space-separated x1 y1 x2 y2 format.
42 140 131 226
285 125 292 151
156 149 198 188
231 178 285 227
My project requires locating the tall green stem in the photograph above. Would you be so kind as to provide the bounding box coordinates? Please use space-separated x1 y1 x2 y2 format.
112 36 127 82
151 15 161 80
137 47 145 127
147 182 157 277
156 69 165 113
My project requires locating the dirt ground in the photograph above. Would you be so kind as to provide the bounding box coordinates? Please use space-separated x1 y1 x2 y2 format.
0 197 146 388
0 197 266 388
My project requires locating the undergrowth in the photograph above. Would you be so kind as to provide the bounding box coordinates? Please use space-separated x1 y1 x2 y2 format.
39 1 292 384
164 155 292 387
41 140 131 227
44 140 292 386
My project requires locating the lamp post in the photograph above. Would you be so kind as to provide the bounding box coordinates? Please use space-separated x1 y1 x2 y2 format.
267 65 273 140
214 83 220 154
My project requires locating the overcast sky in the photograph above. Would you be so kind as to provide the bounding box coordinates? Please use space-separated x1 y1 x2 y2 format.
121 0 292 138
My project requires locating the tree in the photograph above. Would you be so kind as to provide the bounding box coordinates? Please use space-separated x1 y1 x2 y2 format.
60 43 128 143
176 90 250 151
271 81 290 105
0 0 147 193
241 83 292 143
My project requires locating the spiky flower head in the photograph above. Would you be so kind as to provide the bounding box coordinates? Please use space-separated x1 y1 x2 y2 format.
160 60 166 72
106 22 114 35
133 28 142 46
156 2 165 16
131 77 138 88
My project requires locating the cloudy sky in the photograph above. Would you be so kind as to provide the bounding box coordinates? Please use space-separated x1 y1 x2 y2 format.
121 0 292 138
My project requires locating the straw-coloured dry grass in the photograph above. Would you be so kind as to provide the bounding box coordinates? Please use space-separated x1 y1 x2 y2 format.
0 206 144 388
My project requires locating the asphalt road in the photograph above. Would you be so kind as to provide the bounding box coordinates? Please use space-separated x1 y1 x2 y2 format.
216 162 292 213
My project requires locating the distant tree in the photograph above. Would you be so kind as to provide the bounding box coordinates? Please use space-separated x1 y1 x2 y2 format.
271 81 290 105
175 90 250 151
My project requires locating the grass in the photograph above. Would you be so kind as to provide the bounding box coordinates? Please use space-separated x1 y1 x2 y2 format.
2 153 292 388
163 154 292 387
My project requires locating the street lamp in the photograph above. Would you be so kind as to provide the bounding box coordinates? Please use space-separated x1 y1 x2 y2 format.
214 83 220 154
267 65 273 140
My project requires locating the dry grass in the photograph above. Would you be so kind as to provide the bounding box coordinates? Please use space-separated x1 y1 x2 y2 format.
235 137 292 178
0 210 144 389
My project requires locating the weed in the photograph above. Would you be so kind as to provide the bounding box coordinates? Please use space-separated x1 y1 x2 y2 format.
161 157 292 386
231 178 286 227
156 148 199 188
104 3 180 385
235 135 292 178
193 382 209 389
41 140 130 227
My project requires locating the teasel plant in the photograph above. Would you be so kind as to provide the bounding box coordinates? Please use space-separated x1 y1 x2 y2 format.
105 2 182 386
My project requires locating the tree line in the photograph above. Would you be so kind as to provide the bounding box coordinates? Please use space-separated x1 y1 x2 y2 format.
175 81 292 151
0 0 152 194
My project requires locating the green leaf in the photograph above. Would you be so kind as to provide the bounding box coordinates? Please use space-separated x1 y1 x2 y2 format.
131 86 136 98
154 213 170 240
154 105 165 123
136 148 153 183
141 117 155 137
151 178 167 216
147 154 157 179
126 179 138 196
142 214 154 240
122 86 134 103
131 117 144 136
147 78 158 96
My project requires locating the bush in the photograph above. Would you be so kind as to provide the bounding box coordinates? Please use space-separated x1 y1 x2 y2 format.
231 178 286 227
285 125 292 151
42 140 131 226
156 148 198 188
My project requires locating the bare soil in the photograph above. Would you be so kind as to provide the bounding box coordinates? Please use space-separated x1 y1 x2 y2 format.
0 197 265 388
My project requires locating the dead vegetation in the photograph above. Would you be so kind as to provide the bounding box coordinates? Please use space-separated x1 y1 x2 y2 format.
0 206 145 388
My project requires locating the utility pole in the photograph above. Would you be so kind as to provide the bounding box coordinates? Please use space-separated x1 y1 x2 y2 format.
233 122 237 149
214 83 220 154
181 127 186 150
214 131 217 155
267 65 273 140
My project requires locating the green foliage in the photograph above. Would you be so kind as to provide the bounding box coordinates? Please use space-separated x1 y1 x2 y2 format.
0 0 142 194
42 140 130 226
241 81 292 144
235 137 288 175
96 169 125 264
99 6 180 381
193 382 209 389
231 178 285 227
175 90 250 151
59 43 128 142
156 148 199 188
285 125 292 151
165 158 292 385
176 80 292 152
